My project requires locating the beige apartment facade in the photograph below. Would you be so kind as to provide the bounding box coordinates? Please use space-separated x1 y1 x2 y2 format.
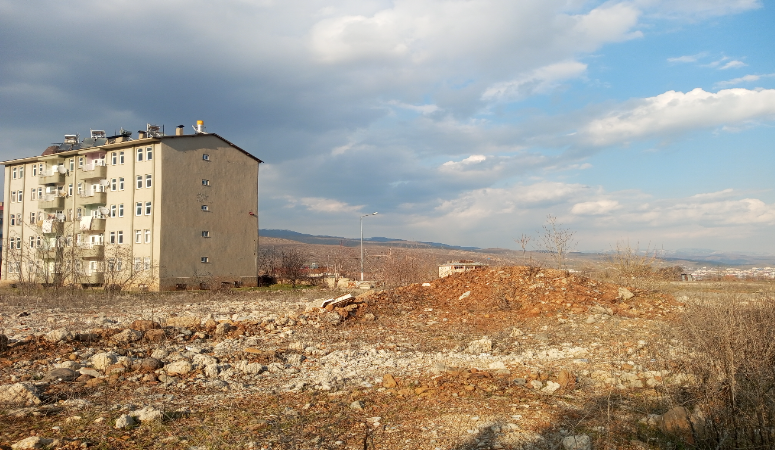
1 128 262 290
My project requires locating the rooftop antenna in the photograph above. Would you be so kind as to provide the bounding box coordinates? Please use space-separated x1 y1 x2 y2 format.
192 120 206 134
147 123 163 138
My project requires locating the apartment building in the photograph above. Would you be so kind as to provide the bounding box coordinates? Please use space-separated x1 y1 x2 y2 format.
1 123 262 290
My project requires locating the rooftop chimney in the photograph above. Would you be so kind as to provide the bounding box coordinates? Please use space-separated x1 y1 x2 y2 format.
138 130 147 139
176 125 185 136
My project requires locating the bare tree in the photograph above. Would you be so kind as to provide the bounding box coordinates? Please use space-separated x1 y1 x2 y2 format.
374 248 436 288
538 214 576 270
103 244 158 295
326 245 357 288
280 248 307 288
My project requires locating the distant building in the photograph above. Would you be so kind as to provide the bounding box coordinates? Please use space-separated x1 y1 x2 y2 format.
2 122 262 290
438 260 487 278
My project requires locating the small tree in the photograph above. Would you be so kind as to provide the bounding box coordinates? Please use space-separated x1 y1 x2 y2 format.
538 214 576 270
280 248 307 288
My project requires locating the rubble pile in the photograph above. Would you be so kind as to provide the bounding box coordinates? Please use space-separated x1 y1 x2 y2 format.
360 266 681 323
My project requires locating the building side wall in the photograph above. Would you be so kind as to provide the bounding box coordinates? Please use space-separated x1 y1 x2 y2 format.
158 135 258 288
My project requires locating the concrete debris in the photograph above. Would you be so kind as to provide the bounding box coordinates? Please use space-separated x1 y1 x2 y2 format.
0 383 43 407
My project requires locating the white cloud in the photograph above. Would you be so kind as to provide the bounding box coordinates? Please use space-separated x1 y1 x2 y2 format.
441 154 487 170
715 73 775 87
720 60 747 70
387 100 440 115
284 196 365 214
571 200 621 215
667 53 706 63
482 61 588 102
580 88 775 146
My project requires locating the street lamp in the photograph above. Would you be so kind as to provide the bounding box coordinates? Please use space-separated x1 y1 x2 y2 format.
360 212 378 282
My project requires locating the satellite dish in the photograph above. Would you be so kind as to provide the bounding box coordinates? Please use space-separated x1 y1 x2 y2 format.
99 179 110 186
98 207 109 215
57 166 67 174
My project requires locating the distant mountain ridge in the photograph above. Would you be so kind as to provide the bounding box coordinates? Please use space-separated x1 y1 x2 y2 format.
259 229 481 251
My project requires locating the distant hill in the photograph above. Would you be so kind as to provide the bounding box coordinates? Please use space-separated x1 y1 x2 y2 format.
259 229 481 251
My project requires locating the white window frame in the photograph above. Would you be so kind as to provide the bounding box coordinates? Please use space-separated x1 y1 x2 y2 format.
201 257 209 263
146 147 153 160
202 179 210 186
110 205 116 218
109 231 116 244
137 148 143 162
135 202 142 216
117 231 123 244
145 201 152 215
202 154 210 161
145 229 151 243
135 230 142 243
145 174 152 188
111 178 117 191
111 152 117 165
201 205 209 212
202 230 210 238
118 204 124 217
119 151 125 164
136 175 142 189
119 177 124 191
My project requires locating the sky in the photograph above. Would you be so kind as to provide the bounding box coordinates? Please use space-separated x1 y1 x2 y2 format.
1 0 773 253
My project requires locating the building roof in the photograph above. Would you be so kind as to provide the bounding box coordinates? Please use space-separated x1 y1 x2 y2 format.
0 133 263 166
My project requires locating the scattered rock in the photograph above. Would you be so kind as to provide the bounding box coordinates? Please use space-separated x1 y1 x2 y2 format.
658 406 699 444
466 337 492 354
166 316 201 329
459 291 471 300
130 406 163 422
130 320 160 331
323 312 342 325
0 334 8 351
114 414 137 429
111 328 143 344
215 322 236 336
561 434 591 450
285 354 305 366
137 357 164 372
0 383 42 407
44 329 71 344
349 400 364 410
382 374 397 389
145 329 166 342
541 381 561 394
10 436 55 450
91 352 118 372
618 287 635 301
42 368 78 382
166 360 193 376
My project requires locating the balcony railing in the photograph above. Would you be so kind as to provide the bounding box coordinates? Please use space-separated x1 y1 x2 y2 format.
78 162 107 179
39 194 65 209
40 220 65 234
78 192 107 205
39 169 65 185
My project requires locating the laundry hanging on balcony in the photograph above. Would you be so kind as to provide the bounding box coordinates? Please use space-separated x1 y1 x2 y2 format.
80 216 92 231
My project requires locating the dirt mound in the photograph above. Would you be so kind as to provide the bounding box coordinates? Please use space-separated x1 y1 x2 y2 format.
360 266 680 321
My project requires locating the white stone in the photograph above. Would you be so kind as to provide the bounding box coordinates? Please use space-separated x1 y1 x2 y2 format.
114 414 137 429
166 359 193 376
541 381 561 394
0 383 42 407
466 337 492 354
91 352 118 372
562 434 591 450
130 406 163 422
11 436 55 450
111 328 143 344
45 329 71 343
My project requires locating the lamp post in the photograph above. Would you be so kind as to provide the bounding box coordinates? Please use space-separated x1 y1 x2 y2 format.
360 212 378 282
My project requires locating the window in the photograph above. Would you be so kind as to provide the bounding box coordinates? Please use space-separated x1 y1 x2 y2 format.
136 202 142 216
77 183 83 195
69 159 74 171
111 152 117 165
17 191 22 202
117 231 124 244
201 257 209 263
107 258 116 272
119 151 125 164
10 214 16 226
135 230 142 243
78 157 84 167
109 231 116 244
37 187 42 199
144 229 151 243
134 257 142 271
76 208 82 219
118 204 124 217
12 168 17 179
119 177 124 190
68 184 73 197
202 230 210 238
145 174 152 188
29 236 35 248
30 188 36 201
146 147 153 160
110 178 117 191
19 167 23 178
38 163 43 174
136 175 142 189
202 179 210 186
201 205 209 212
202 154 210 161
11 191 16 203
137 148 143 162
110 205 116 218
144 257 151 270
145 201 152 215
30 212 36 225
32 165 37 176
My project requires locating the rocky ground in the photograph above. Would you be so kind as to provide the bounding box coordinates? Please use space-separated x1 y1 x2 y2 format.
0 268 717 450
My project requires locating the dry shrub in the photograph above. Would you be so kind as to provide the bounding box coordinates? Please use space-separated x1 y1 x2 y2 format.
602 241 681 291
374 248 437 288
674 292 775 448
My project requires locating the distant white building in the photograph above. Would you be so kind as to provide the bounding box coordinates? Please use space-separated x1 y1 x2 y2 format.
438 260 487 278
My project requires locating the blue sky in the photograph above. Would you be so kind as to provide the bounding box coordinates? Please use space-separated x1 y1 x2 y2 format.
1 0 773 252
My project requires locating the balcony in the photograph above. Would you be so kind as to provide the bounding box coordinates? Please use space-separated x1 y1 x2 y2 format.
81 272 105 285
39 195 65 210
39 170 65 185
78 192 107 206
78 243 105 259
78 162 107 179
